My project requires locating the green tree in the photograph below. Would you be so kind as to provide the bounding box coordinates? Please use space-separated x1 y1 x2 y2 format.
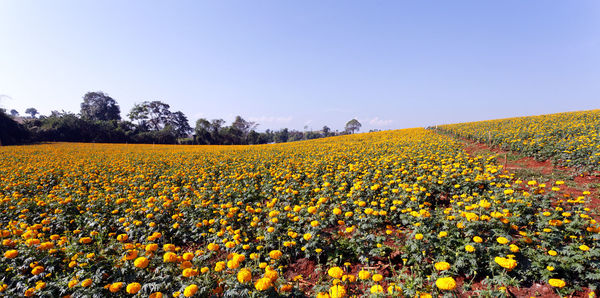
345 119 362 134
128 101 173 131
169 111 192 138
25 108 38 118
80 91 121 121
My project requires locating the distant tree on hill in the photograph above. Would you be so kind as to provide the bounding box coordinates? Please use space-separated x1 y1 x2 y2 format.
128 101 174 131
345 119 362 134
0 112 30 145
80 91 121 121
194 118 213 144
322 125 331 136
25 108 38 118
10 109 19 117
170 111 192 138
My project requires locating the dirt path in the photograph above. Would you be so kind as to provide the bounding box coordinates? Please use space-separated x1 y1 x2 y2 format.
460 138 600 212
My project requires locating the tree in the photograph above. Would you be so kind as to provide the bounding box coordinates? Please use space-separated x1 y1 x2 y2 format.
169 111 192 138
0 112 30 145
194 118 213 144
128 101 173 131
25 108 38 118
322 125 331 136
231 116 257 136
80 91 121 121
345 119 362 134
10 109 19 117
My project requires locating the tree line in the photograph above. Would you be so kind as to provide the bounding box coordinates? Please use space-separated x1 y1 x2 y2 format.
0 91 363 146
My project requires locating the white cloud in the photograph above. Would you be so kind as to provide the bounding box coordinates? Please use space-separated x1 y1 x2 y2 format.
248 116 293 125
367 117 394 126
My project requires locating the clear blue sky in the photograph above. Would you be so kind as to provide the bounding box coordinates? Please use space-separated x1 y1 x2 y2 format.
1 1 599 132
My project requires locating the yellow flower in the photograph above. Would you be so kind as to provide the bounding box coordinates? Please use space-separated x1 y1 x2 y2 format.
255 277 272 291
265 268 279 281
494 256 517 270
303 233 312 241
182 268 198 278
24 288 35 297
329 284 347 298
163 252 178 263
496 237 509 244
109 282 124 293
509 244 519 253
237 268 252 283
580 244 590 251
214 261 225 272
134 257 149 269
269 250 282 260
465 245 475 252
149 292 163 298
31 265 44 275
370 284 384 294
435 276 457 290
415 233 424 240
4 250 18 259
548 250 558 256
79 237 92 244
372 273 383 282
126 282 141 294
434 261 451 271
473 236 483 243
183 284 198 297
328 267 344 279
358 270 370 280
548 278 566 288
81 279 93 287
145 243 159 252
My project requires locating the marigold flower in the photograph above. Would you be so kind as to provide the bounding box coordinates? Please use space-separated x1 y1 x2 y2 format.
79 237 92 244
4 250 18 259
126 282 141 294
24 288 35 297
109 282 124 293
329 284 347 298
358 270 370 280
494 256 517 270
434 261 451 271
496 237 509 244
370 284 384 294
436 276 457 290
163 252 178 263
183 284 198 297
465 245 475 252
328 266 344 279
372 273 383 282
255 277 272 291
269 250 282 260
237 268 252 283
81 279 93 287
548 278 566 288
134 257 149 268
31 265 44 275
580 244 590 251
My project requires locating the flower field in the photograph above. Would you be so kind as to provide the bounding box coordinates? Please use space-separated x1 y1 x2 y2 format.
436 110 600 174
1 127 599 297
